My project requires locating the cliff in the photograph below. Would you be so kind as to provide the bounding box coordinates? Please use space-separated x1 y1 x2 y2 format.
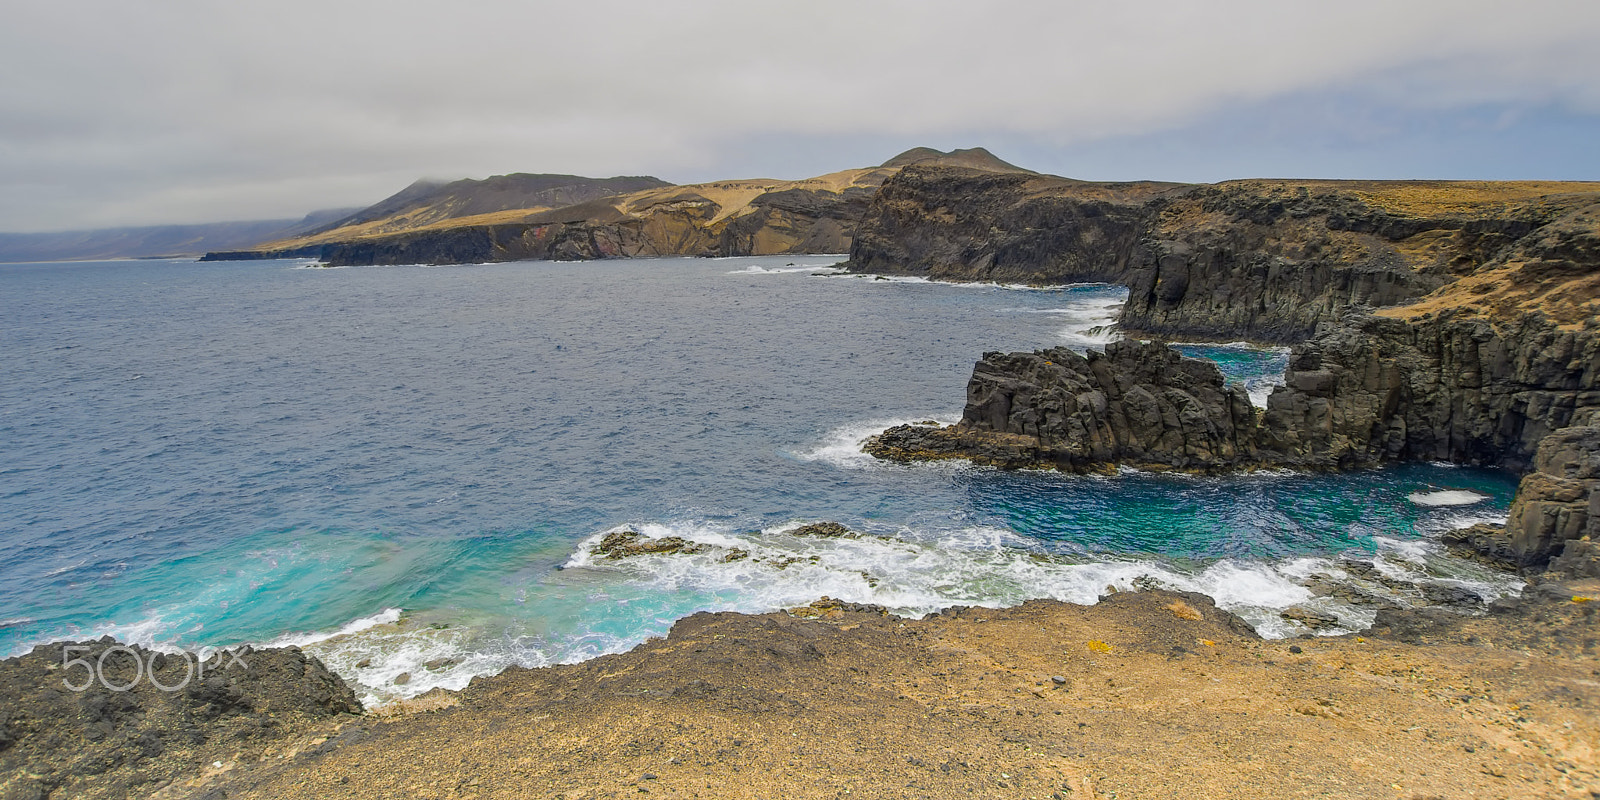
844 166 1184 285
852 170 1600 567
846 170 1600 343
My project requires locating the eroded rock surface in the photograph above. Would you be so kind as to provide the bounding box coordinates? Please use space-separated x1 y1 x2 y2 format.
867 340 1259 472
0 640 359 799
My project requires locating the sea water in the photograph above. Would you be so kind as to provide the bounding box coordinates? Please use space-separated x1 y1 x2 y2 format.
0 256 1519 705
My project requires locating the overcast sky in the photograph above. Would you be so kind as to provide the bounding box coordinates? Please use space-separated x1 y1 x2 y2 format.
3 0 1599 232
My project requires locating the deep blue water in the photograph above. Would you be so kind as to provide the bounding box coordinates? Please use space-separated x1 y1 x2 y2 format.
0 256 1519 703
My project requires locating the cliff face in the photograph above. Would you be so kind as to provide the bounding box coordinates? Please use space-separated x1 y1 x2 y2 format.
855 171 1600 566
304 182 884 266
845 167 1180 285
1256 313 1600 470
847 171 1600 343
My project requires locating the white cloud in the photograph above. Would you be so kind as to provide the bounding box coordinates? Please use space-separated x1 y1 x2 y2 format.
2 0 1598 229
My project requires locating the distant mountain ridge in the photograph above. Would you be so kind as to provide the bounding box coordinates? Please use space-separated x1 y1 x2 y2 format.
205 147 1033 265
286 174 674 246
0 210 356 263
880 146 1034 173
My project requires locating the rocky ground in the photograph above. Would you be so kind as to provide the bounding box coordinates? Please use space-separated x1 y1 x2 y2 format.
0 642 359 799
2 580 1575 800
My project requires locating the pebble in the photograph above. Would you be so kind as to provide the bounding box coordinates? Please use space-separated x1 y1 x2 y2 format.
1289 645 1303 654
1051 675 1067 685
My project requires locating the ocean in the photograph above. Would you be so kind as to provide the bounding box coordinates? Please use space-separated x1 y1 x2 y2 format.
0 255 1520 706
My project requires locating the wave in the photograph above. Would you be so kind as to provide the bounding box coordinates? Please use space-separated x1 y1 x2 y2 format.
825 273 1116 292
553 519 1486 642
727 264 845 275
1407 489 1489 507
256 607 403 650
790 417 959 470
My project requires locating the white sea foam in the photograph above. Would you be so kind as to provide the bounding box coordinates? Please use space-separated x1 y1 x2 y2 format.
995 291 1129 351
831 274 1103 292
257 607 404 650
790 417 959 470
1370 536 1524 603
727 264 845 275
558 520 1387 641
1415 509 1509 534
1407 489 1489 507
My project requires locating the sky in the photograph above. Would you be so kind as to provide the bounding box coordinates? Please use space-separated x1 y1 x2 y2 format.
3 0 1599 232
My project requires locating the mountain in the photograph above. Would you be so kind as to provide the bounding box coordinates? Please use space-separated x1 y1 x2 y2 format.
880 146 1034 173
0 209 356 263
277 173 674 248
202 148 1035 266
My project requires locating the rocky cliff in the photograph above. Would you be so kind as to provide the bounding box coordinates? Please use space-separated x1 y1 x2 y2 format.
855 171 1600 567
846 171 1600 343
844 166 1182 285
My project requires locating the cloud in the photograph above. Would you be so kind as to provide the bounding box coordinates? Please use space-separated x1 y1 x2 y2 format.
2 0 1598 230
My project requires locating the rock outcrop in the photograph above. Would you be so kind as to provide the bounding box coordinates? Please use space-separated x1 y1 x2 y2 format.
851 169 1600 568
866 340 1259 472
1501 426 1600 568
1256 313 1600 470
0 639 359 799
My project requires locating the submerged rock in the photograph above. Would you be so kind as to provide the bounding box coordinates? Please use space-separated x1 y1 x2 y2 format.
1279 606 1342 630
594 527 710 559
788 522 856 539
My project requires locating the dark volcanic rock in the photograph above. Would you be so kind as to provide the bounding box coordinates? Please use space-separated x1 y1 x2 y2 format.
1258 315 1600 470
787 522 857 539
865 340 1259 472
593 527 709 559
1442 524 1524 571
0 639 359 798
845 166 1178 286
1499 426 1600 567
1120 185 1456 342
1280 606 1343 630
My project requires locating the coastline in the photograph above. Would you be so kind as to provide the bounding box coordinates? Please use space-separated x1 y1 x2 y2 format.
7 581 1592 799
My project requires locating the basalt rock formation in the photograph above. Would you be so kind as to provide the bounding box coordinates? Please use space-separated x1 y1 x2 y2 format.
867 340 1259 472
0 639 359 799
854 168 1600 567
846 169 1600 343
843 166 1182 286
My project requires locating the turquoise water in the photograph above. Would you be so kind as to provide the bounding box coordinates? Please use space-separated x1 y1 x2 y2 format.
0 256 1519 703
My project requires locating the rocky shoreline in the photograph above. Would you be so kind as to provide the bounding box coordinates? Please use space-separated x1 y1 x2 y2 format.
4 581 1593 799
15 165 1599 797
849 166 1600 575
